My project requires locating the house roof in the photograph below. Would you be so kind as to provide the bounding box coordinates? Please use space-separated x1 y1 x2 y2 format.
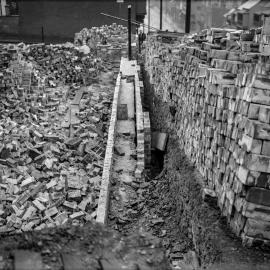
224 0 262 17
254 9 270 15
224 8 236 17
237 0 261 11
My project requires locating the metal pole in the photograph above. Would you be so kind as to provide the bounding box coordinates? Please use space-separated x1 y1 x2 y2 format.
160 0 163 30
100 12 159 31
41 26 44 43
185 0 191 33
148 0 150 33
128 5 132 60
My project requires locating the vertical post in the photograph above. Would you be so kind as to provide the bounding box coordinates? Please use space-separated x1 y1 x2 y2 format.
148 0 150 33
128 5 132 60
185 0 191 33
160 0 163 30
41 26 44 43
1 0 7 16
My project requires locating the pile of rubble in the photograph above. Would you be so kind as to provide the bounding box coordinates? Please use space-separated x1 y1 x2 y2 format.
0 25 122 234
0 221 169 270
74 23 128 47
144 17 270 246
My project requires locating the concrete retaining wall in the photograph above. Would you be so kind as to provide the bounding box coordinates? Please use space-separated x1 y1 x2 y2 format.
135 65 145 179
96 73 121 224
97 58 147 224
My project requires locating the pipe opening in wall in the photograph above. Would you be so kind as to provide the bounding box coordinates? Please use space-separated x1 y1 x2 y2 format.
151 148 165 176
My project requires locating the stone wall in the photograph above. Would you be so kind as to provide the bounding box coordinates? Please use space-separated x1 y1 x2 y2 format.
143 27 270 247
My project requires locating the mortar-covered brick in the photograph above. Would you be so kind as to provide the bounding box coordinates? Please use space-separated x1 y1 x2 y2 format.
96 72 121 224
143 32 270 246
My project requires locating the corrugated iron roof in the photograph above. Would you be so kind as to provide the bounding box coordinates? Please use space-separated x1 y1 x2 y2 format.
224 0 263 17
237 0 261 11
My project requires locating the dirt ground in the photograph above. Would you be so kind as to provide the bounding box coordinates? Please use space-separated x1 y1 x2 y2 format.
108 64 270 270
0 66 171 270
0 221 169 270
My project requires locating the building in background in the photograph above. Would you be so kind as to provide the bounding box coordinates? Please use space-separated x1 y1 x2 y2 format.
0 0 146 43
0 0 19 40
145 0 244 33
190 0 243 32
225 0 270 29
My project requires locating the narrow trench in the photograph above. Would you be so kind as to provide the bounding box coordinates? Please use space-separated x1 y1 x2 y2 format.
107 61 187 269
151 149 165 177
108 61 270 270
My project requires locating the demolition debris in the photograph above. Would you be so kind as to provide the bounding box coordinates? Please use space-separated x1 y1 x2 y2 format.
0 24 128 234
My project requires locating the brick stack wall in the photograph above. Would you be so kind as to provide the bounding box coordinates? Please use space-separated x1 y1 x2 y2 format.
144 22 270 246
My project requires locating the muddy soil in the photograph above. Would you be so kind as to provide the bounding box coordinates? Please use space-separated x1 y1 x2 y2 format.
108 63 270 270
0 221 169 270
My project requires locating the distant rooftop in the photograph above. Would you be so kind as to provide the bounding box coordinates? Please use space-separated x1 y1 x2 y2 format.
224 0 270 17
237 0 261 11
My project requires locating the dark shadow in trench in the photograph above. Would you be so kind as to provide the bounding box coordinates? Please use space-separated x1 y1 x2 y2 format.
151 148 165 177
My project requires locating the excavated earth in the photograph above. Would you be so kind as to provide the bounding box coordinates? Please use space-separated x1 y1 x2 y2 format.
108 63 270 270
0 221 169 270
0 58 170 269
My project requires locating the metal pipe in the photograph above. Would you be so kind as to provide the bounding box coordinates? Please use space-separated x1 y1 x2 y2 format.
185 0 191 33
41 26 44 43
100 12 159 31
160 0 163 30
128 5 132 60
148 0 151 33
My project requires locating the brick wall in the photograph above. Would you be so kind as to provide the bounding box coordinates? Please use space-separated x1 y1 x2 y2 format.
144 29 270 247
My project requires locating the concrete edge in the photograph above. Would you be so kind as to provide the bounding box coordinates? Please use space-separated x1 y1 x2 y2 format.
96 72 121 225
134 66 145 179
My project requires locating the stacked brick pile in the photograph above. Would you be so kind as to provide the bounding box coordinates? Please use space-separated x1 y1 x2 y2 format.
144 19 270 246
74 23 128 58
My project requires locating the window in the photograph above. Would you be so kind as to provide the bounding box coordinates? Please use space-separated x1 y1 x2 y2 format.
254 14 262 27
237 13 243 24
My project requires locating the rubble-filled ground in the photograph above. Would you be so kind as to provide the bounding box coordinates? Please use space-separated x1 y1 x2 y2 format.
0 221 169 270
0 24 173 270
108 64 270 270
0 30 122 234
